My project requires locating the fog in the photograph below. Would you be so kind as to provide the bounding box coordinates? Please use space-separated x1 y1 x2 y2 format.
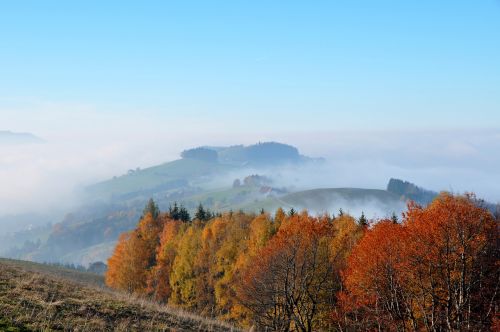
1 123 498 228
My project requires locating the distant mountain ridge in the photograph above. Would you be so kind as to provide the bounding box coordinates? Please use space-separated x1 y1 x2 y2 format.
0 130 44 144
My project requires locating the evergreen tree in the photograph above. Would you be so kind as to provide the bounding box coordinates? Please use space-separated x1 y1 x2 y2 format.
143 198 160 220
288 208 296 216
338 208 344 217
169 202 180 220
179 205 191 222
391 212 399 224
358 211 368 227
195 203 207 221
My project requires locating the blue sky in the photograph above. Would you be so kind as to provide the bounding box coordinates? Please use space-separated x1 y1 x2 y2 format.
0 1 500 214
1 0 499 132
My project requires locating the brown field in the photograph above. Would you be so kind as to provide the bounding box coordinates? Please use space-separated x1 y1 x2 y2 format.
0 258 240 332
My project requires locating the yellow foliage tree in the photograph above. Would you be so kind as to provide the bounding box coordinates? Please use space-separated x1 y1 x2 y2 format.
169 224 202 310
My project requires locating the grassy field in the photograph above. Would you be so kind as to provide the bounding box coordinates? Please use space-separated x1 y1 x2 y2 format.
0 258 239 331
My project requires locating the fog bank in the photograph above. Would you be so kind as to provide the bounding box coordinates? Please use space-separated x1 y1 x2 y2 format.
0 127 498 222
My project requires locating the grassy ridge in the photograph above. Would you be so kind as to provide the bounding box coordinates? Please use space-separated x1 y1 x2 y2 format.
88 158 235 198
0 258 239 331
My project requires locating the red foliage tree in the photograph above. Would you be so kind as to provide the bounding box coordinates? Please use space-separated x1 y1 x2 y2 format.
339 193 499 331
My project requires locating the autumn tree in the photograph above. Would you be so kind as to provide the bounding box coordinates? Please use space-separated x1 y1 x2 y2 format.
148 219 182 302
401 194 498 330
217 210 278 326
105 230 155 294
274 207 287 229
105 195 498 330
338 220 409 331
212 212 255 319
238 213 337 331
339 193 499 331
192 215 236 315
169 224 202 309
105 232 132 290
106 200 164 295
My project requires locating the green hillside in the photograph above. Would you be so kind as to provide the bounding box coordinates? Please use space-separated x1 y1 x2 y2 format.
88 158 235 199
182 186 263 210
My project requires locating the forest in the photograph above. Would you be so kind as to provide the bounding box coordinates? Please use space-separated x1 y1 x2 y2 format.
105 194 499 331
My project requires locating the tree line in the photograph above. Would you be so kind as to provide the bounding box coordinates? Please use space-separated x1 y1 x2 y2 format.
105 194 499 331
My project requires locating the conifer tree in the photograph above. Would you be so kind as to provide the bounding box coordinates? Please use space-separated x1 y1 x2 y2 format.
169 202 180 220
195 203 206 221
358 211 368 227
143 198 160 220
391 212 399 224
179 206 191 222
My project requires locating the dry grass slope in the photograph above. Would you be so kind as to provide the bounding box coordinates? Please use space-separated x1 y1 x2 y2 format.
0 258 239 332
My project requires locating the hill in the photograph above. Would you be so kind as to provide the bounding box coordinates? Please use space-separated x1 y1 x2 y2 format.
214 142 304 166
7 183 425 266
0 258 238 331
87 158 236 200
87 142 313 201
386 178 438 205
238 187 406 217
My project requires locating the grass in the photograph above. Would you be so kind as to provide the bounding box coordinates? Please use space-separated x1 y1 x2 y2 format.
88 158 236 198
185 186 260 210
0 258 240 331
282 188 401 205
237 187 404 214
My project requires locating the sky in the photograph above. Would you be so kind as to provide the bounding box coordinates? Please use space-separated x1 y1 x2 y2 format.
0 1 499 216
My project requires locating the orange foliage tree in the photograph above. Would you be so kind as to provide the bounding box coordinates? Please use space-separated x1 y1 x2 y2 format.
238 212 338 331
148 219 182 302
105 201 164 295
337 220 409 330
106 194 498 331
401 194 498 330
339 193 499 331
